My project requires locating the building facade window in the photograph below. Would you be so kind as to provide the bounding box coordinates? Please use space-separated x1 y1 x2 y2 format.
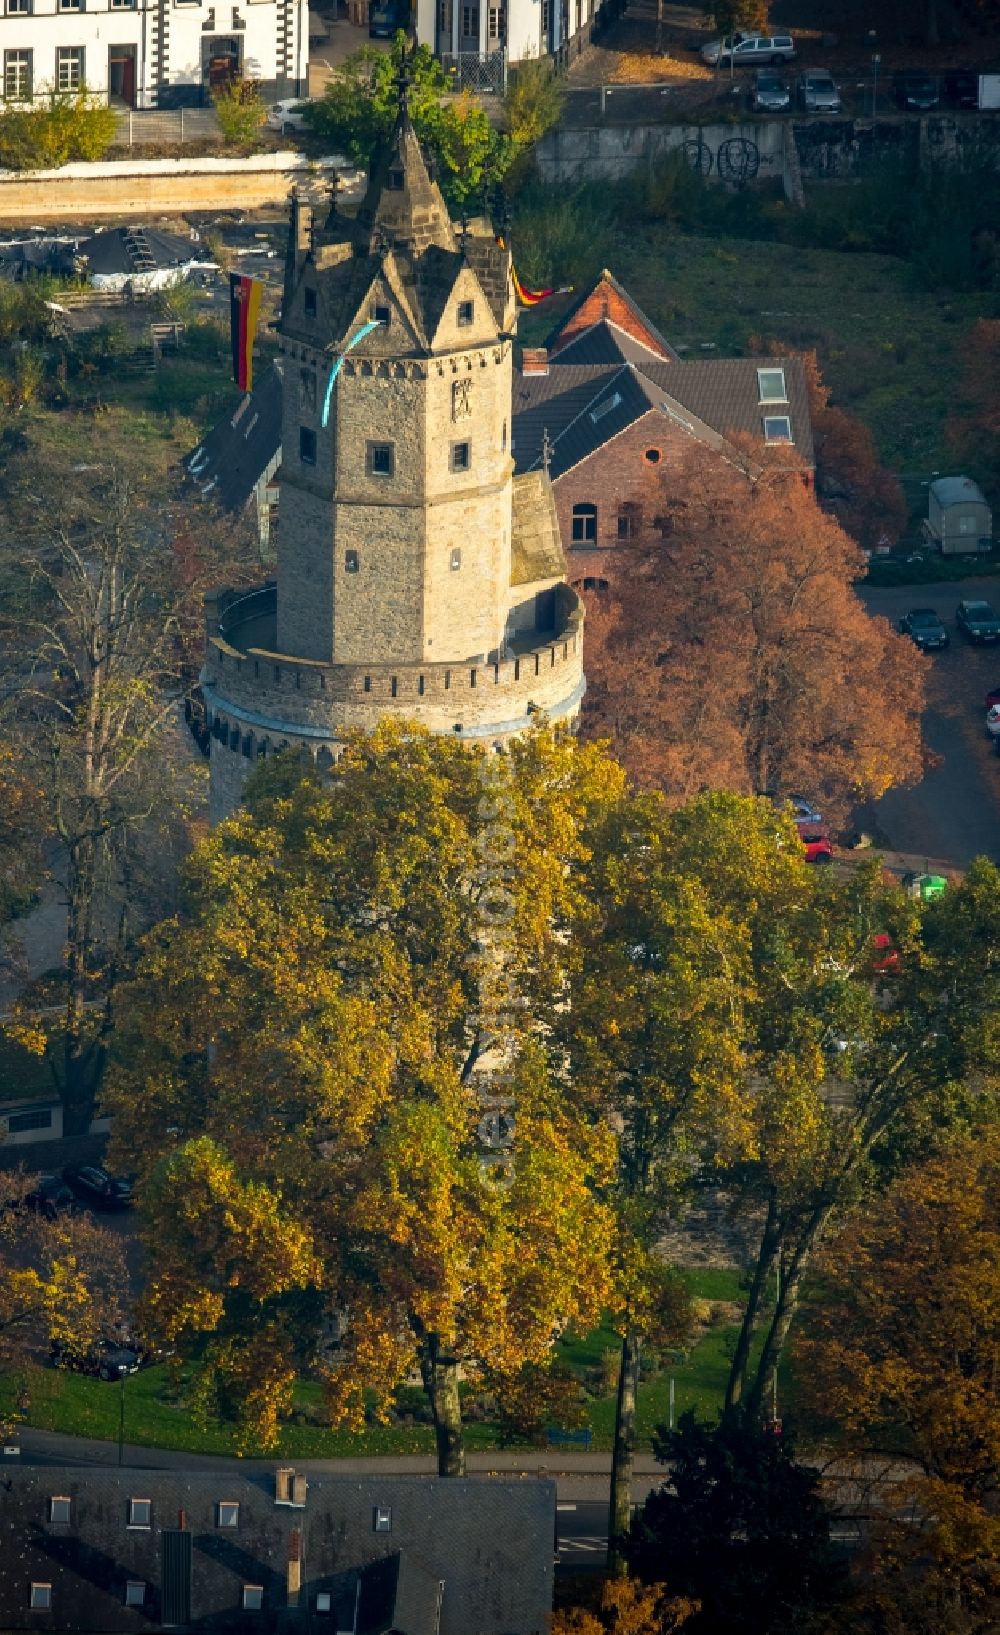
58 0 83 11
55 47 84 90
450 441 471 472
617 511 632 539
571 503 597 544
367 441 394 477
757 367 787 404
5 0 31 17
487 4 501 36
30 1584 51 1610
763 415 792 443
541 0 550 29
7 1107 52 1133
643 447 661 464
461 2 478 35
303 287 316 318
438 0 451 29
299 427 316 465
345 549 359 573
450 548 461 571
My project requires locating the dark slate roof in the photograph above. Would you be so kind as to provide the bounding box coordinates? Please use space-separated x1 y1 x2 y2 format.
78 227 203 276
184 361 283 513
511 355 814 476
550 318 679 367
0 238 76 281
0 1467 554 1635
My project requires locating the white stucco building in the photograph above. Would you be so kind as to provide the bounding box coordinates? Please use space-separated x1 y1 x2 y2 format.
0 0 306 110
414 0 598 70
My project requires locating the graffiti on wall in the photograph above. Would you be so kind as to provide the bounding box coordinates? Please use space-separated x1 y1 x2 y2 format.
682 135 763 182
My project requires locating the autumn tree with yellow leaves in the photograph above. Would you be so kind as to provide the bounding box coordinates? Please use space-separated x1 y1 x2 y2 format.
797 1133 1000 1635
107 725 623 1470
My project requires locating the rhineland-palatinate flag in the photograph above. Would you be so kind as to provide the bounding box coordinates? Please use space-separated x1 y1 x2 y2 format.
230 273 263 392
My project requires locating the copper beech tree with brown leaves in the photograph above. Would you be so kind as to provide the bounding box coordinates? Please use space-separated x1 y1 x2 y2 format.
581 451 925 816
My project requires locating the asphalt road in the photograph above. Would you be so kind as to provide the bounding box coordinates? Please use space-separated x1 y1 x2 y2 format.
858 576 1000 869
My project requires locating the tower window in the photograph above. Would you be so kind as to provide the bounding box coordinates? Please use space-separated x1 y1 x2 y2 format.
364 676 371 692
299 427 317 465
386 169 404 191
303 287 316 318
457 299 474 326
390 677 398 698
450 548 461 571
372 304 391 326
501 419 507 453
345 550 359 573
368 441 394 478
450 441 471 472
571 503 597 545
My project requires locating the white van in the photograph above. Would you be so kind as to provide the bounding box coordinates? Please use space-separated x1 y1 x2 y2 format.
701 32 796 66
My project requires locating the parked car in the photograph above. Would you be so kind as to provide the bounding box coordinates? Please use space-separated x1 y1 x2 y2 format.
985 684 1000 709
944 68 979 108
893 71 940 110
752 69 791 111
798 69 841 112
986 704 1000 739
787 793 823 824
701 31 796 67
799 828 833 863
2 1174 74 1220
897 607 949 650
266 98 311 135
62 1164 134 1209
369 0 409 36
956 598 1000 643
871 933 901 975
51 1338 141 1381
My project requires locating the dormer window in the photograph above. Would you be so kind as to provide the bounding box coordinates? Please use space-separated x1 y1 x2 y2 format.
589 391 622 424
49 1497 71 1523
757 368 787 404
386 169 404 191
372 304 391 326
457 299 474 326
303 288 316 318
763 415 793 443
374 1505 392 1532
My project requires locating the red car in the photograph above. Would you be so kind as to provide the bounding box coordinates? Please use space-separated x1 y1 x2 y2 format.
800 829 833 864
871 933 900 975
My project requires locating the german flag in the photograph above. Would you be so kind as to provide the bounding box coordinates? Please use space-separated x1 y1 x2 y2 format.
230 273 263 392
512 266 558 307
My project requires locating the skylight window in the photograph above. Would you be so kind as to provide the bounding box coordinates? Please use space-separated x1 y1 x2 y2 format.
763 415 793 444
589 392 622 424
757 368 787 404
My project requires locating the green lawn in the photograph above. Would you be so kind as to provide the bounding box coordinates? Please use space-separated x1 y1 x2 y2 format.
0 1267 753 1457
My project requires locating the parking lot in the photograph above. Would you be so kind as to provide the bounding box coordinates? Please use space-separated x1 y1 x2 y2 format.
858 576 1000 869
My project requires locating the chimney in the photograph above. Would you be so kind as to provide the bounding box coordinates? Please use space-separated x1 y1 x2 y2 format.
178 1510 187 1531
521 347 548 377
275 1467 294 1504
292 1473 308 1507
287 1528 302 1607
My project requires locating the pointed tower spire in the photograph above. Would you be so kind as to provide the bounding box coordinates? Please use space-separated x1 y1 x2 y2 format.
355 42 457 258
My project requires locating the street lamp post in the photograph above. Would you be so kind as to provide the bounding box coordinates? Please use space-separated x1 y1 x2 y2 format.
118 1373 125 1467
872 52 881 116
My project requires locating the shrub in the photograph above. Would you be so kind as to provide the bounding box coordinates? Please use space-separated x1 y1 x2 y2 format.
211 79 266 145
0 89 117 171
504 58 566 151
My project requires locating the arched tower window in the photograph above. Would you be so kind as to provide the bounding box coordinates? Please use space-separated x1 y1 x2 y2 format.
571 503 597 545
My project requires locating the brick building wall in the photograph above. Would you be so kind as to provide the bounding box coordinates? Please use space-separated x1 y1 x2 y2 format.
549 281 671 362
550 412 737 583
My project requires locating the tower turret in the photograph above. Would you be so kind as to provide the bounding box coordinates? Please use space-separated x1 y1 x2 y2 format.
201 64 585 822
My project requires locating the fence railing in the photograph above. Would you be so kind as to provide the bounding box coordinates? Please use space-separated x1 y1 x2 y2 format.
440 47 507 95
112 107 222 147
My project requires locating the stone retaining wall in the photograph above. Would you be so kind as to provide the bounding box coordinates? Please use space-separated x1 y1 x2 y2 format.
0 152 342 223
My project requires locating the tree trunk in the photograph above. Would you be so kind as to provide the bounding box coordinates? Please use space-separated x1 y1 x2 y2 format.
607 1326 641 1576
744 1204 834 1418
418 1335 466 1477
63 834 100 1138
725 1190 780 1412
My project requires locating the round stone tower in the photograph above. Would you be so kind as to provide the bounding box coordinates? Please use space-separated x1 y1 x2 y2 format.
203 91 585 823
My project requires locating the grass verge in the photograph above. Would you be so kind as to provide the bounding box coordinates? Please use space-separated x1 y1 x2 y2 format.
0 1269 752 1458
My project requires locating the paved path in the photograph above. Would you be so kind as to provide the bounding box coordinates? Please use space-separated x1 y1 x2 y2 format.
7 1426 664 1502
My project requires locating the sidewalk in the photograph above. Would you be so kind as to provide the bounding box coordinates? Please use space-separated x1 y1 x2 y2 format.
9 1427 664 1500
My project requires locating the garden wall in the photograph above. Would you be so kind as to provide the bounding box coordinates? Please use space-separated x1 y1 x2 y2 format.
0 152 344 223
